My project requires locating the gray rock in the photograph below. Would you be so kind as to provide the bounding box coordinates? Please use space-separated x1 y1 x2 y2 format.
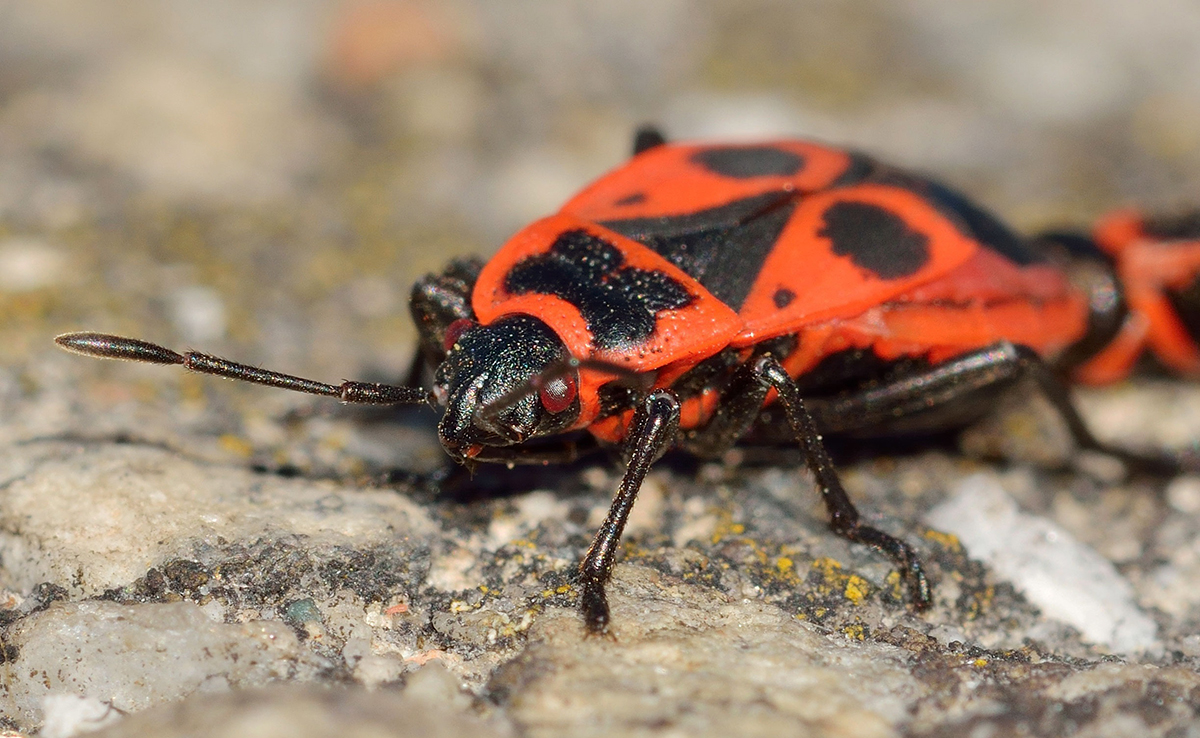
88 665 513 738
0 443 437 597
494 569 920 738
2 600 325 729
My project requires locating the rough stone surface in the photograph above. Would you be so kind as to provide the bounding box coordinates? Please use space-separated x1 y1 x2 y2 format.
2 600 323 729
0 442 437 597
89 665 514 738
4 2 1200 737
495 571 921 738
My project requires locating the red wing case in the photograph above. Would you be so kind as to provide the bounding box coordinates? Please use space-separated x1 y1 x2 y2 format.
561 140 857 224
734 183 979 345
473 213 742 371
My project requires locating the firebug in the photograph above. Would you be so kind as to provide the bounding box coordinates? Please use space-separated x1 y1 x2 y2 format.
56 127 1199 635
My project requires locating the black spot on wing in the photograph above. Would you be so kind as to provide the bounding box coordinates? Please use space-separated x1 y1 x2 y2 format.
691 146 804 178
601 192 796 311
503 229 694 351
773 288 795 308
819 201 930 279
873 170 1043 267
918 178 1044 266
613 192 646 206
602 191 789 240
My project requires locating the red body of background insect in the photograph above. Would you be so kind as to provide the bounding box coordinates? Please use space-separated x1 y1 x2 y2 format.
56 127 1200 635
1070 210 1200 384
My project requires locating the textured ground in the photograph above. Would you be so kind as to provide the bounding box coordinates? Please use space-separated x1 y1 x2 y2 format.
4 1 1200 736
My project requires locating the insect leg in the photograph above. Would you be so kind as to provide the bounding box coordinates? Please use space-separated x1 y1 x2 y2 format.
749 355 933 609
55 333 431 405
677 356 778 459
797 342 1191 476
410 257 484 366
579 390 680 636
1008 344 1195 475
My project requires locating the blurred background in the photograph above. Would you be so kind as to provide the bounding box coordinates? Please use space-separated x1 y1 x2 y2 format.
3 0 1200 470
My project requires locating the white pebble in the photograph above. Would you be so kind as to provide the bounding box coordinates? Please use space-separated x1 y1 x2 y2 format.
926 474 1160 654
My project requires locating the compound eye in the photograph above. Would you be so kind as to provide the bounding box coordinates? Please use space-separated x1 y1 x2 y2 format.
443 318 477 352
538 372 577 414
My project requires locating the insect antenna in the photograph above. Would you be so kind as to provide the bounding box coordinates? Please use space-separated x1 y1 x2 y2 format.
55 332 432 405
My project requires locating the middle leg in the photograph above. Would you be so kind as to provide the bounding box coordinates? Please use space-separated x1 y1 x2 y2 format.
679 354 933 609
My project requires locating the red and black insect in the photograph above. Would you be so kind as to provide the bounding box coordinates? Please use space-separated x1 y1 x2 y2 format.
1062 209 1200 384
56 127 1197 635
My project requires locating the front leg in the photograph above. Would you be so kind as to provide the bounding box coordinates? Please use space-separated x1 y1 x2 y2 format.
409 257 484 366
579 391 681 636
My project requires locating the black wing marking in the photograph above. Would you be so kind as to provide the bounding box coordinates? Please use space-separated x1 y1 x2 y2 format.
504 229 695 351
600 192 797 310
